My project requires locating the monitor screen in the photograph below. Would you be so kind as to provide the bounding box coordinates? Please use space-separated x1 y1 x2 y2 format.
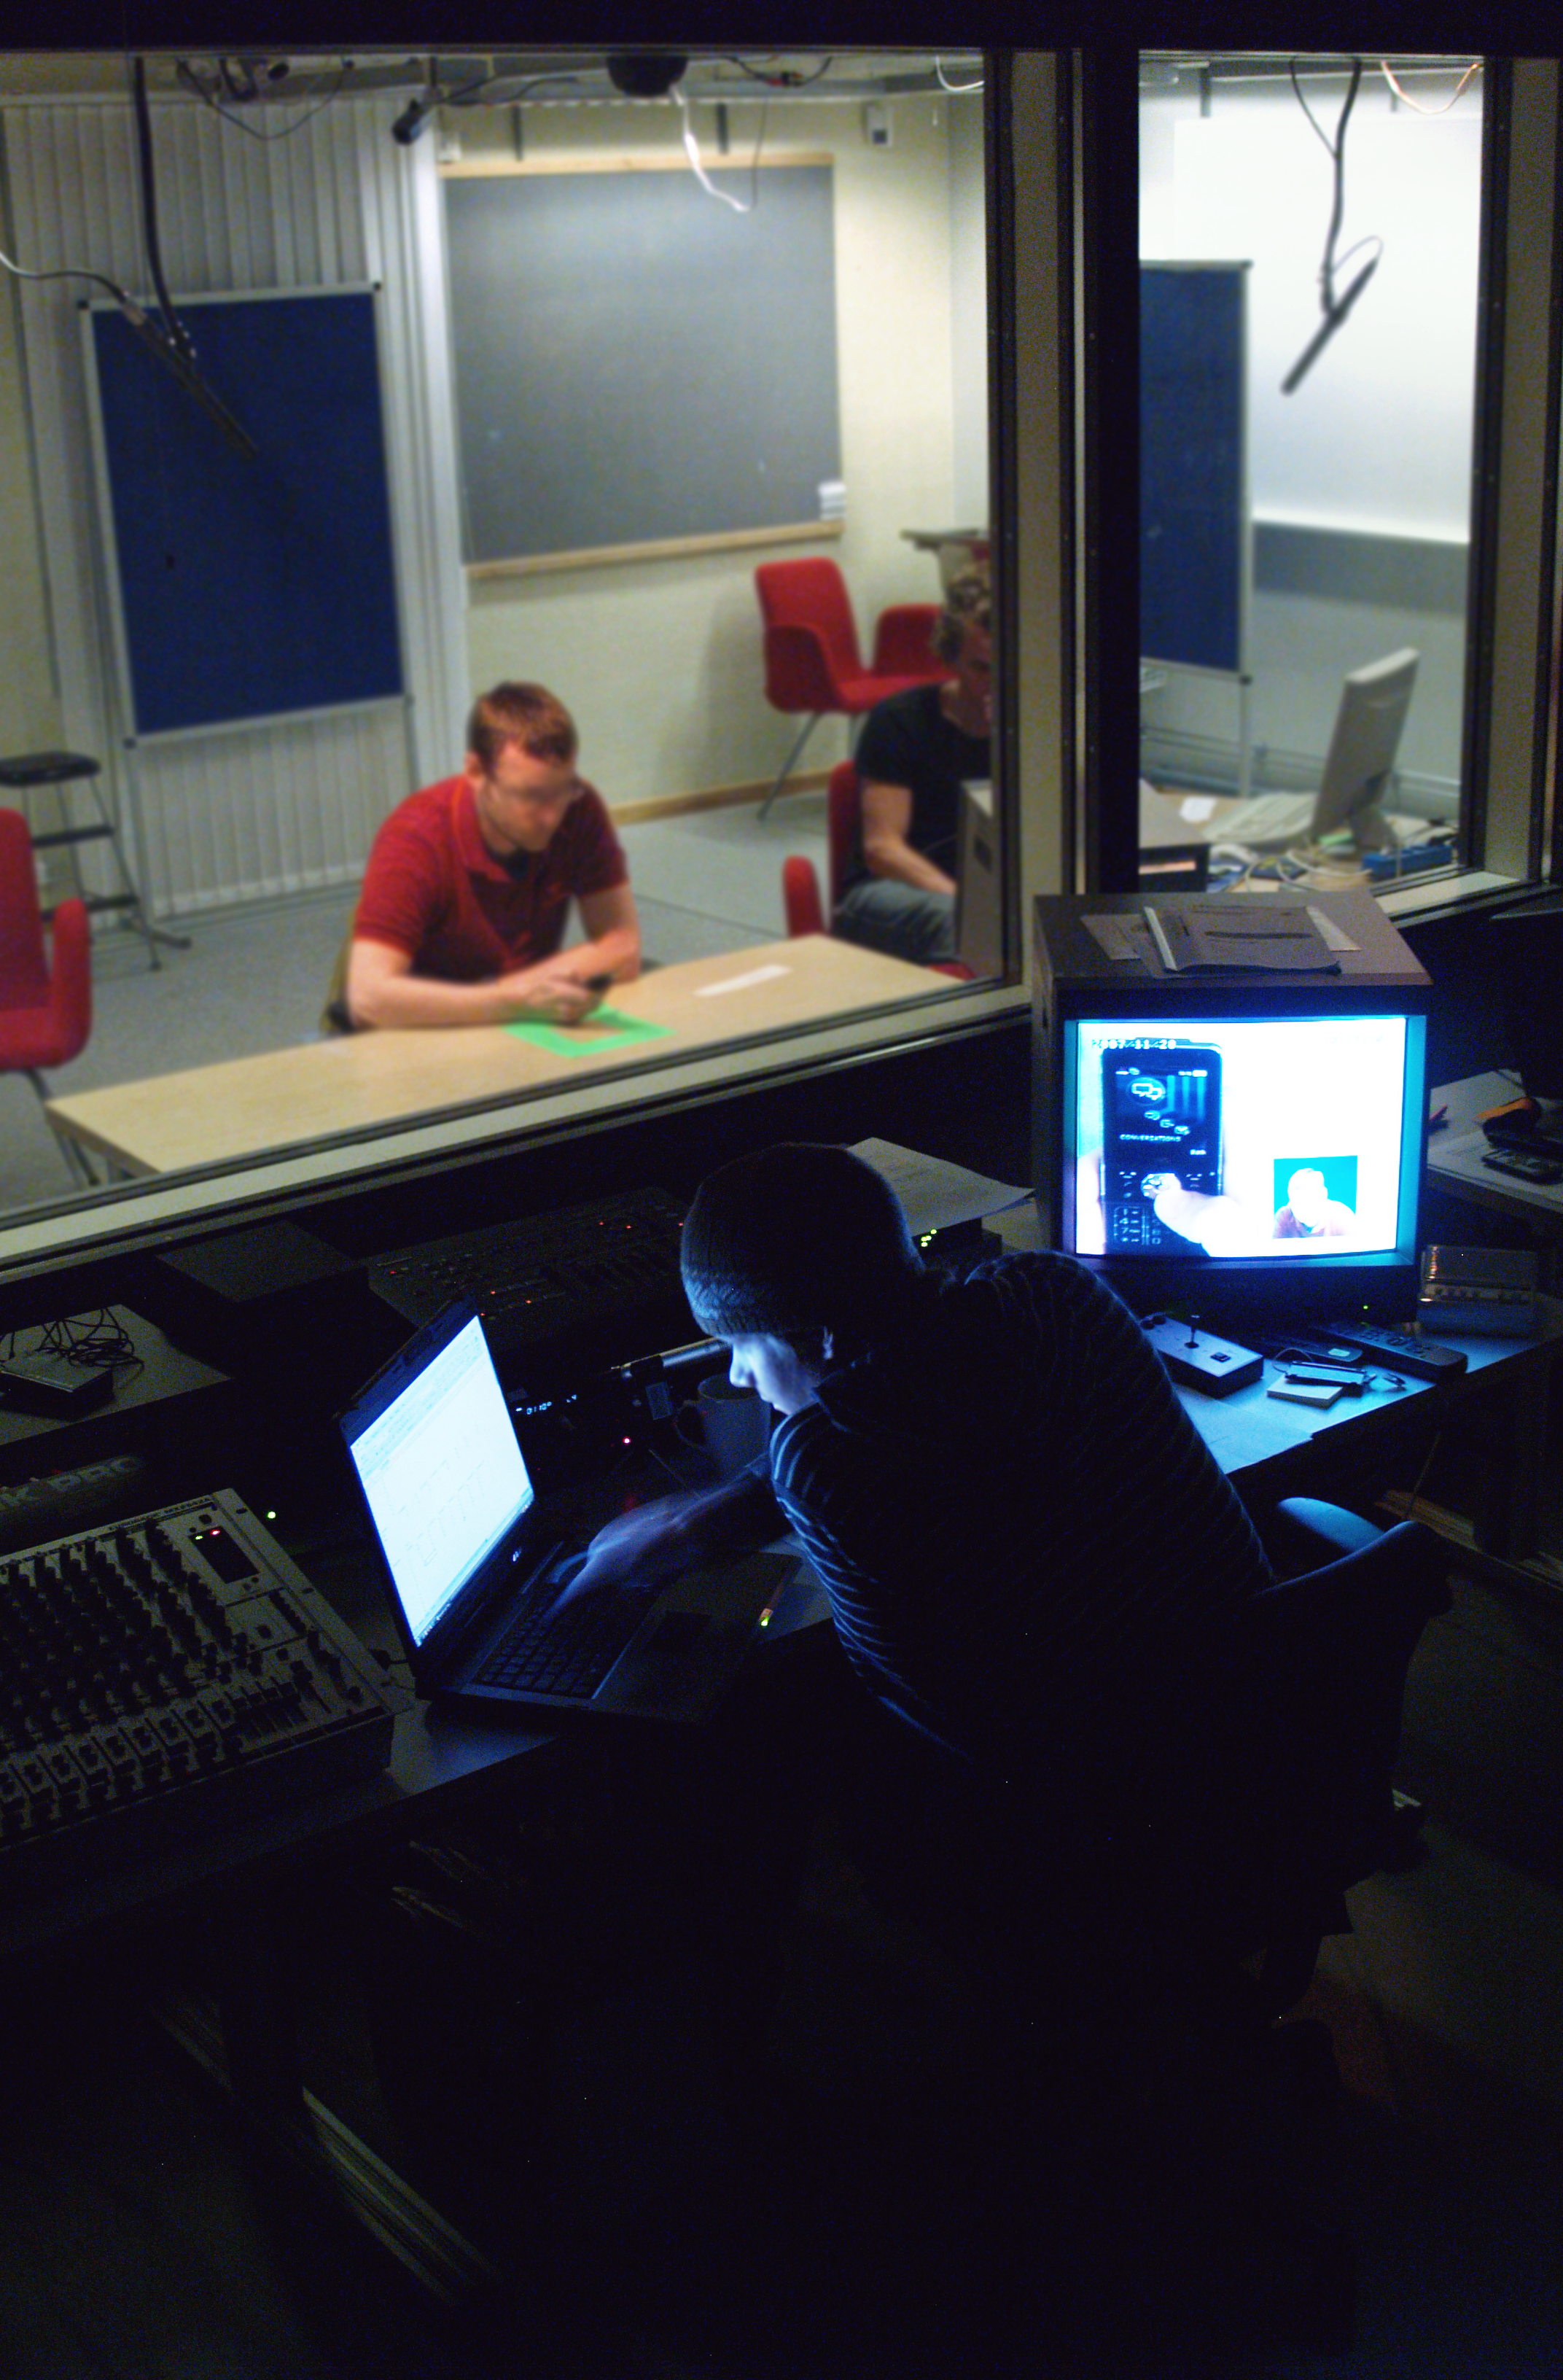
1311 648 1420 850
343 1309 534 1646
1055 1009 1427 1326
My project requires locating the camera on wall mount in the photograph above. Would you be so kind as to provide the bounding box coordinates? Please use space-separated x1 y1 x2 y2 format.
607 53 689 99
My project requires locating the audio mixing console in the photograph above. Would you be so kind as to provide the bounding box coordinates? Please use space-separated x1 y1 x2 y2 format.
0 1489 410 1894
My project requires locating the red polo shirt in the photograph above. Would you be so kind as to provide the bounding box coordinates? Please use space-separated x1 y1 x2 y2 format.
353 774 628 981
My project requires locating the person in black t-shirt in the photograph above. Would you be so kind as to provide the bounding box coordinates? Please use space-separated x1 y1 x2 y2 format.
834 562 991 965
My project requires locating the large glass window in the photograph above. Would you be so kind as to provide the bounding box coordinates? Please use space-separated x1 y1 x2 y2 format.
0 44 1005 1250
1137 53 1485 895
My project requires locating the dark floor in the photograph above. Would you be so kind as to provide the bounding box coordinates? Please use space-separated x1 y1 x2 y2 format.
4 1812 1559 2379
4 1396 1562 2379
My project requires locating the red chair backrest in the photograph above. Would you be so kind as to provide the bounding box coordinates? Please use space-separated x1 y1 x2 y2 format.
781 854 825 938
755 559 864 688
825 762 861 911
0 808 49 1007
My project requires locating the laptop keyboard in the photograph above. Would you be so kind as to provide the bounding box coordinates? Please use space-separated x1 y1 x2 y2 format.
478 1576 642 1700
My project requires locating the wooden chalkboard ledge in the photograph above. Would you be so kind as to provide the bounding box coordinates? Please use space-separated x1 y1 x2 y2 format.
612 771 830 827
467 517 843 583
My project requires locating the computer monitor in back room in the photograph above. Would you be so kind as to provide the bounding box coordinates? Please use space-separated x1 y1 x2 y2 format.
1140 648 1428 868
1309 648 1422 852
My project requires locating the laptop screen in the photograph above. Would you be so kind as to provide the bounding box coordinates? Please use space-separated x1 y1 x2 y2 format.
343 1310 535 1646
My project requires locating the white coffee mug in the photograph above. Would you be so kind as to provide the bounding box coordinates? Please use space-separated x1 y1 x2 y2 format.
677 1374 771 1477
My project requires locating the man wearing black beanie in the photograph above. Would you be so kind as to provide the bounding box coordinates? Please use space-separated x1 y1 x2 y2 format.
570 1143 1270 1967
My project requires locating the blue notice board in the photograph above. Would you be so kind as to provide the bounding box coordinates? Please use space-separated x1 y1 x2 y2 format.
87 289 403 737
1140 263 1247 675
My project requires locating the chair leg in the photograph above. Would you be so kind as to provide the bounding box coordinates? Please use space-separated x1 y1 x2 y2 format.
758 715 819 820
26 1069 99 1187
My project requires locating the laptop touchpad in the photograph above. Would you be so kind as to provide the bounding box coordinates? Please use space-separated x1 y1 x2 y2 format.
648 1610 711 1652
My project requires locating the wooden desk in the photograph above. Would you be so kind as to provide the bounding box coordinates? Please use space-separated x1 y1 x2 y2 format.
988 1198 1562 1562
1180 1310 1563 1566
7 1295 1558 2313
45 938 944 1179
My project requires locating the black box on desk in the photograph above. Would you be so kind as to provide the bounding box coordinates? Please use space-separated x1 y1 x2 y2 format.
1419 1245 1540 1337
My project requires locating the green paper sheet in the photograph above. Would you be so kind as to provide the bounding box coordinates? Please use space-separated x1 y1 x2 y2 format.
503 1006 674 1057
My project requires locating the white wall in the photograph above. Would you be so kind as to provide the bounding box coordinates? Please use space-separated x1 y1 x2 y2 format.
1139 66 1484 798
453 93 974 808
948 88 990 525
0 198 62 758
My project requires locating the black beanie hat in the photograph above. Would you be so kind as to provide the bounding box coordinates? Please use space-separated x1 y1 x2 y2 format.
680 1144 924 1340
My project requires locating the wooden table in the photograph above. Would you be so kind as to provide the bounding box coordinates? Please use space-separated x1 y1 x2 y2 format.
45 937 946 1179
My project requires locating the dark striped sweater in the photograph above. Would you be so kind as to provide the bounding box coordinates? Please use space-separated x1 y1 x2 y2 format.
768 1251 1273 1777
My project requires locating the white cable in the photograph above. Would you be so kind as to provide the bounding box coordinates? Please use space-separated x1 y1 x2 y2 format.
676 87 753 213
935 58 984 96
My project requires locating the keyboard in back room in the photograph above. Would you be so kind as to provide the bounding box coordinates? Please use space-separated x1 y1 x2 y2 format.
366 1186 693 1368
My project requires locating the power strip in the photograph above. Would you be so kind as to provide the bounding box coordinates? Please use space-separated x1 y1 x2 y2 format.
1323 1321 1467 1381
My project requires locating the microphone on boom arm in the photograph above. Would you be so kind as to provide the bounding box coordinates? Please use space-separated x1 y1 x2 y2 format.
1281 251 1381 396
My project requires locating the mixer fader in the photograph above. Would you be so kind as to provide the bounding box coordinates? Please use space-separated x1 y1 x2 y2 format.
0 1488 409 1891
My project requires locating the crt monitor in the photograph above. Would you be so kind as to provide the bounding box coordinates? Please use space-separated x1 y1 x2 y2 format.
1047 1008 1429 1335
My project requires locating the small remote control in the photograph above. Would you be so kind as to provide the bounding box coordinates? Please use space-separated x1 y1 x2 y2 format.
1323 1322 1467 1380
1482 1147 1563 1185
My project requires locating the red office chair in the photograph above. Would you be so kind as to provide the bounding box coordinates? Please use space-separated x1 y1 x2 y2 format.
755 558 943 818
782 761 861 936
0 806 93 1178
782 763 973 979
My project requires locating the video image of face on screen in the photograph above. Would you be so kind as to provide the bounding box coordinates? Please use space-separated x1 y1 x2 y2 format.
1072 1015 1410 1260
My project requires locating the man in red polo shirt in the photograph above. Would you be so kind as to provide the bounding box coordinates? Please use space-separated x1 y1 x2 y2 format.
346 682 641 1029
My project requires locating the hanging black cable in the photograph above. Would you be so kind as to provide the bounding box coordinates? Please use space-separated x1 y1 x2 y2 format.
119 56 259 458
1306 54 1362 314
132 54 195 365
1282 57 1384 395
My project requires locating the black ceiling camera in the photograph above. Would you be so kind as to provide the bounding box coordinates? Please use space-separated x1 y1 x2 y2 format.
607 53 688 98
391 93 435 145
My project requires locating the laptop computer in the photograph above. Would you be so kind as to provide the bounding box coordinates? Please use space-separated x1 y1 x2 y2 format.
340 1300 790 1724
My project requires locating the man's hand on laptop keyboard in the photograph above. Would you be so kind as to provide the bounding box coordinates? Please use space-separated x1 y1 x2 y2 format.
547 1493 702 1614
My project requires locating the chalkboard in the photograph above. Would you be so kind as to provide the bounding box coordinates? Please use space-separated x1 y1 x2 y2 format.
444 165 842 567
1140 262 1248 675
86 289 403 737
